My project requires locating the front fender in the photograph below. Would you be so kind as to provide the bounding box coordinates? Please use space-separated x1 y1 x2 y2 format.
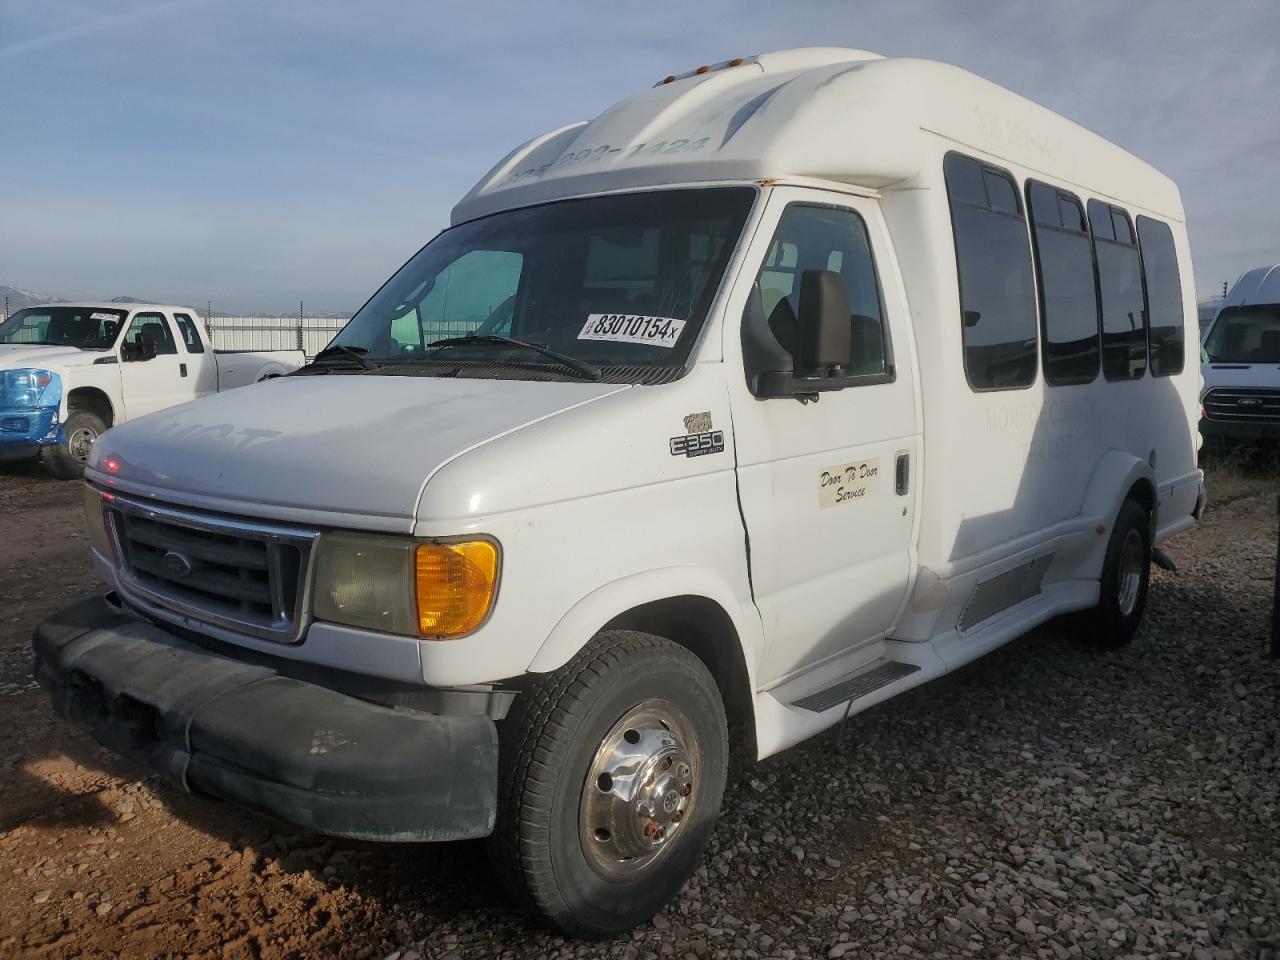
526 566 764 687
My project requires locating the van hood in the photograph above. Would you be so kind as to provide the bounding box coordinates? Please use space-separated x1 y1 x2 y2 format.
0 344 98 368
87 374 628 532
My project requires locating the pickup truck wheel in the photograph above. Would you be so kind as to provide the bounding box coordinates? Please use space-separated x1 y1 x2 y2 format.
488 630 728 937
1086 499 1151 648
42 411 106 480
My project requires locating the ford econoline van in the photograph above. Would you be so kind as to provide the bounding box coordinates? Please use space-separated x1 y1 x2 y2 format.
35 48 1203 935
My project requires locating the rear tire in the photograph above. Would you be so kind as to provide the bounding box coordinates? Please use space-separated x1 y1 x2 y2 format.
1087 499 1151 647
42 410 105 480
487 630 728 937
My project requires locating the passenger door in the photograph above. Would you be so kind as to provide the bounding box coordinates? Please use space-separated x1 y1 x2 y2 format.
173 312 218 399
118 311 188 419
725 189 920 686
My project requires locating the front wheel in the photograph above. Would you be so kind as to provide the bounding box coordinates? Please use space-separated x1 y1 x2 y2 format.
1086 499 1151 647
487 631 728 937
42 410 106 480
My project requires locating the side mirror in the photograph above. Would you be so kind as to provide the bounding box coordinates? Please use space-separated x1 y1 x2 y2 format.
122 334 158 362
741 285 795 398
796 270 851 376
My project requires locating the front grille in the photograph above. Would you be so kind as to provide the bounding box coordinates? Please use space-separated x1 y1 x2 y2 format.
1203 387 1280 423
102 494 318 643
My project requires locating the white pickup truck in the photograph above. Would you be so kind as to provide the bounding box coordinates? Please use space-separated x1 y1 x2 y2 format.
0 303 304 477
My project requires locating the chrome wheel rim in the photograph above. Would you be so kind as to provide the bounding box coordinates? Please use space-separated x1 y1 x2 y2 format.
579 699 700 879
1117 528 1145 616
68 426 98 463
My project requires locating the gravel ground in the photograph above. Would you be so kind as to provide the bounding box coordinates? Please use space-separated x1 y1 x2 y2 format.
0 461 1277 959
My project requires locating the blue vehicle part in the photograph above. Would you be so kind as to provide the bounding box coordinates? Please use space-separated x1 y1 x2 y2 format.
0 369 65 448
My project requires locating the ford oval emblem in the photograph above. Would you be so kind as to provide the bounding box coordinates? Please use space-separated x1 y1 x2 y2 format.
161 551 193 578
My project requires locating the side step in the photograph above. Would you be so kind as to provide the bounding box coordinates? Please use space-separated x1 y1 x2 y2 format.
1152 547 1177 573
791 660 920 713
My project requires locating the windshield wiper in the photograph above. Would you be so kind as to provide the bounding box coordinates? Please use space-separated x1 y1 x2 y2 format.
425 333 602 381
303 344 378 371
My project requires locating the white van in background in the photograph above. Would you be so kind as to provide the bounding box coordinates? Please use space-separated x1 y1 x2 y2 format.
35 49 1203 935
1200 265 1280 450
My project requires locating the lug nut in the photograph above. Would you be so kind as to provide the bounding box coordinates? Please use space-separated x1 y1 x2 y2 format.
677 763 691 778
681 783 692 796
660 757 672 771
672 810 684 822
643 822 659 838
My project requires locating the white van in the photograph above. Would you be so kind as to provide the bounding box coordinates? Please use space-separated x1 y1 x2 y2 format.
35 49 1203 935
1200 265 1280 449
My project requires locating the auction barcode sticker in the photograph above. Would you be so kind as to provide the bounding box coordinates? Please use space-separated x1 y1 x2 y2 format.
578 313 686 348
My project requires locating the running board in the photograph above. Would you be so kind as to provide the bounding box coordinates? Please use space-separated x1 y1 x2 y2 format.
791 660 920 713
1152 547 1177 573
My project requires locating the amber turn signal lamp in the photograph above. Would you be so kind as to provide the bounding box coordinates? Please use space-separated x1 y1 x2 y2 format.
414 540 499 638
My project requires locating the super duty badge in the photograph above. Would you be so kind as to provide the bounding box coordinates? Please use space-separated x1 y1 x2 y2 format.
670 430 725 458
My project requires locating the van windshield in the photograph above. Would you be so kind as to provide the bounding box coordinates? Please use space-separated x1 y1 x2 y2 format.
1204 305 1280 364
327 187 755 381
0 307 127 349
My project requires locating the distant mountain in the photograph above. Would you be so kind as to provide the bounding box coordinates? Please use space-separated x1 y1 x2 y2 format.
0 284 62 314
1 283 351 319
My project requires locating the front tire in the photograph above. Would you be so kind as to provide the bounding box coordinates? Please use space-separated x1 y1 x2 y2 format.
42 410 105 480
1087 499 1151 647
488 630 728 937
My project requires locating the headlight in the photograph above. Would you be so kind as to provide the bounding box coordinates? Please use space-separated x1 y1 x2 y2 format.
2 368 60 409
83 485 112 557
312 533 499 639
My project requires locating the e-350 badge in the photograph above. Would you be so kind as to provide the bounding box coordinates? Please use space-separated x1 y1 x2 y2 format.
670 412 724 458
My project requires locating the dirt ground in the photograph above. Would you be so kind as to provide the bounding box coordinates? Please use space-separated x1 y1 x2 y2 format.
0 457 1276 959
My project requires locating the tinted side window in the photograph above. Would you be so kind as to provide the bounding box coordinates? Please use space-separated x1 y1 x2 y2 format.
944 153 1038 391
1026 180 1100 385
754 204 890 378
124 313 178 355
173 313 206 353
1136 216 1184 376
1088 200 1146 380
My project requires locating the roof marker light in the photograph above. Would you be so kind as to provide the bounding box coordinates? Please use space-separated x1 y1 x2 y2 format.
695 65 710 74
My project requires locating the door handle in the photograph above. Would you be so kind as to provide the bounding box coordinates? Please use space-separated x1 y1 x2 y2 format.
180 363 188 377
895 453 910 495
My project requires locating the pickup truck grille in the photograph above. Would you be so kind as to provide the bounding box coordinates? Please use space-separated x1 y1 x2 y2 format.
1203 387 1280 423
102 494 318 643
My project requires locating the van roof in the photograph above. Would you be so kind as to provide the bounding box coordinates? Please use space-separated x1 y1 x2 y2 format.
453 47 1182 225
1222 265 1280 308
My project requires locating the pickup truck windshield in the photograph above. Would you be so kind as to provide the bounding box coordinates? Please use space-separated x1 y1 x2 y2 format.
1204 305 1280 363
328 187 755 381
0 307 127 349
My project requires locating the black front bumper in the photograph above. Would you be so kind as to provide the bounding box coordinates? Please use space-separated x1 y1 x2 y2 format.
1200 416 1280 445
33 597 498 842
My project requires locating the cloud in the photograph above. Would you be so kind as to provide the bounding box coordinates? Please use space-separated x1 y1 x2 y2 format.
0 0 212 61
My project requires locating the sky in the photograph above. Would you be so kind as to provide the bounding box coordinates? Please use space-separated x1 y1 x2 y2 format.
1 0 1277 314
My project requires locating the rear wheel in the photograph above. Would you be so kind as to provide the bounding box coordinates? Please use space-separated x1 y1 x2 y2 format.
488 630 728 937
1087 498 1151 647
42 410 105 480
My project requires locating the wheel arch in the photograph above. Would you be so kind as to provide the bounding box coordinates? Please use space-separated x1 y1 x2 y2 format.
66 386 115 427
525 570 762 760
